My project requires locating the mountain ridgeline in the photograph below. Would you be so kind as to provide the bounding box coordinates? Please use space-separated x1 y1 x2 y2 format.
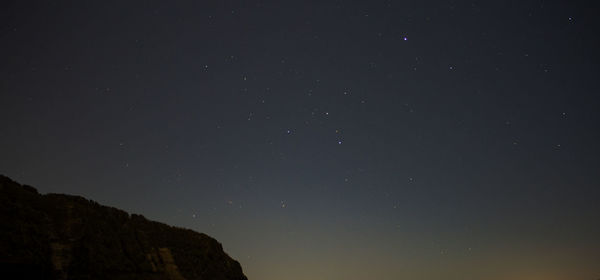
0 175 247 280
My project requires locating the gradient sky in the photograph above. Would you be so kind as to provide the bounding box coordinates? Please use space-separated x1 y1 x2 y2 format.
1 1 599 280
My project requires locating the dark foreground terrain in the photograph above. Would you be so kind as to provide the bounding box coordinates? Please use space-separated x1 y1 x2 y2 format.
0 175 247 280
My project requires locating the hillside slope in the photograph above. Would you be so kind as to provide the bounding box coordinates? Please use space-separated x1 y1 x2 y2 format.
0 175 247 280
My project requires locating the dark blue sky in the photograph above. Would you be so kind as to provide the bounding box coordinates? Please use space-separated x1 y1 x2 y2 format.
1 1 599 279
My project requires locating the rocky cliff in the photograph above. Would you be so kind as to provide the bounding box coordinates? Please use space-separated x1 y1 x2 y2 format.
0 175 247 280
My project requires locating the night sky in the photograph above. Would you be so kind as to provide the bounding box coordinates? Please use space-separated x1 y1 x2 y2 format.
1 1 600 279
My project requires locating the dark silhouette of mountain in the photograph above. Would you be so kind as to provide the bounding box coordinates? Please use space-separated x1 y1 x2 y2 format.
0 175 247 280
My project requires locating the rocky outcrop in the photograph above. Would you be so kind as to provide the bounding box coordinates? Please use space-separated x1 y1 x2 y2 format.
0 175 247 280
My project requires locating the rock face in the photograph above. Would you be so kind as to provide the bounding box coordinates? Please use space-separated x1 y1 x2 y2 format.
0 175 247 280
